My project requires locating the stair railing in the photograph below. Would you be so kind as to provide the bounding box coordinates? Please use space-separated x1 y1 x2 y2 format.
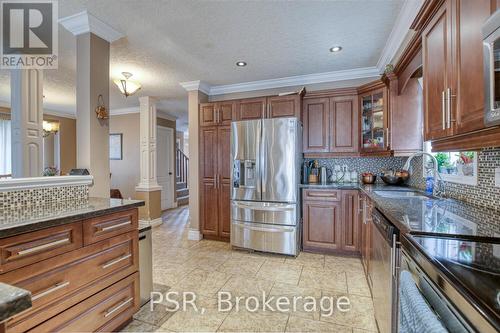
176 148 189 185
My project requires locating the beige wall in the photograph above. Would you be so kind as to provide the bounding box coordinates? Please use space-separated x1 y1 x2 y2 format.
109 113 140 199
0 108 77 175
110 114 177 203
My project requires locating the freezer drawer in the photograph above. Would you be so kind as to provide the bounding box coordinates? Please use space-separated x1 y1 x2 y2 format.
231 201 298 226
230 220 298 256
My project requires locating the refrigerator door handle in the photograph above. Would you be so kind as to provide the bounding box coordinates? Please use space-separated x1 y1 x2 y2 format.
232 201 295 211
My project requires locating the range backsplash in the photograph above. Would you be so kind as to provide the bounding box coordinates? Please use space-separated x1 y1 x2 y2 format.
306 147 500 212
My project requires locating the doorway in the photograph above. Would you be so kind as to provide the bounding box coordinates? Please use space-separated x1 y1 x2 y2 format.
157 126 175 210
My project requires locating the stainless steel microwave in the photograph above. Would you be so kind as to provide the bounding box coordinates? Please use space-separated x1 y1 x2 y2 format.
483 10 500 126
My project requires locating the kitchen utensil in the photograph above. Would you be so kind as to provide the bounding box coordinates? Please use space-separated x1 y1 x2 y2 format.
320 167 327 184
380 170 410 185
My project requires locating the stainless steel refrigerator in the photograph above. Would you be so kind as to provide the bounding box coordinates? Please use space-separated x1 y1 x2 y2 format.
230 117 302 256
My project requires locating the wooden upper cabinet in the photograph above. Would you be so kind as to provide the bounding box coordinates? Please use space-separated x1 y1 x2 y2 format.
236 97 266 120
267 95 301 119
454 0 493 134
200 102 234 127
303 98 330 153
330 95 359 153
218 101 236 126
199 103 217 127
359 84 390 154
422 1 453 141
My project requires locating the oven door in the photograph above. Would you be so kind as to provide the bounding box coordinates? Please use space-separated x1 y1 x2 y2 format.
398 250 471 333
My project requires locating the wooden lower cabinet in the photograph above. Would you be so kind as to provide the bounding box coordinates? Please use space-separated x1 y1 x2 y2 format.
360 194 373 288
0 208 140 333
302 189 360 254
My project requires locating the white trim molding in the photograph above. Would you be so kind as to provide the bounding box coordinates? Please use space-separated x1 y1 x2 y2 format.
139 217 163 228
59 11 124 43
376 0 425 73
0 176 94 192
181 67 380 96
188 228 203 241
179 80 211 95
44 108 77 119
157 110 177 122
109 107 140 116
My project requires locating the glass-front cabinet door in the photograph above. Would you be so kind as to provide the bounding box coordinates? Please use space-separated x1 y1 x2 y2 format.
360 88 388 153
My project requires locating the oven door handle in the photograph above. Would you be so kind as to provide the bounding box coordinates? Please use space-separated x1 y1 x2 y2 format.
391 234 401 278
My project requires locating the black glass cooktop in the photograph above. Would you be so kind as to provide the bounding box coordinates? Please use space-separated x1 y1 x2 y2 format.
412 236 500 324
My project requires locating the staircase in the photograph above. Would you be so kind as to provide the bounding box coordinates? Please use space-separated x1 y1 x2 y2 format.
176 148 189 206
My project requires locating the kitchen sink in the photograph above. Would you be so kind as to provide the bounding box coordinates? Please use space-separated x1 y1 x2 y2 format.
373 190 428 200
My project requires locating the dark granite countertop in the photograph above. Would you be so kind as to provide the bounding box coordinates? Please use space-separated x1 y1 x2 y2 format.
0 197 145 239
300 182 360 189
0 283 31 322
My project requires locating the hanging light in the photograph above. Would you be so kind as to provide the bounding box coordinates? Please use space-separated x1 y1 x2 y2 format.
42 120 60 137
113 72 142 97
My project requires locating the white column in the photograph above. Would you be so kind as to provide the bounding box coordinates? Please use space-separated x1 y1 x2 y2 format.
10 69 43 178
136 96 161 191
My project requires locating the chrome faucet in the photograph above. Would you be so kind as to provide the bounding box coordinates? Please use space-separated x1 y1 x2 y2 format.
403 152 446 198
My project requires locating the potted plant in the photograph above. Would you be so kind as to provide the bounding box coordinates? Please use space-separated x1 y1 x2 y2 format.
43 166 59 176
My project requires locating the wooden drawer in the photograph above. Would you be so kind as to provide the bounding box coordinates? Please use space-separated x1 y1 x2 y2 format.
28 272 139 333
4 232 138 333
0 222 83 274
303 189 341 202
83 209 138 245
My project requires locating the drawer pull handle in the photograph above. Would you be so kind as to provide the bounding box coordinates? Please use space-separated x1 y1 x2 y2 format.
102 253 132 269
18 238 70 256
104 297 134 318
100 220 131 232
32 281 70 301
307 193 337 198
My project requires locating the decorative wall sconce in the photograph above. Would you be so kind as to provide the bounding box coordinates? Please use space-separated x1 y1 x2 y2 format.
113 72 141 97
95 94 109 119
42 120 60 137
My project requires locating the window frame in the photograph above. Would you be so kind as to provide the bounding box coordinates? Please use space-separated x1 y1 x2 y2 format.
423 142 478 186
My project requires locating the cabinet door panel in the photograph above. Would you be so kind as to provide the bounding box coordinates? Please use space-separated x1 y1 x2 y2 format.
341 191 360 252
303 201 341 250
303 98 330 153
218 101 235 126
267 95 301 119
200 128 217 179
218 126 231 238
422 2 453 140
201 181 218 235
199 103 216 127
236 98 265 120
455 0 491 133
330 96 359 153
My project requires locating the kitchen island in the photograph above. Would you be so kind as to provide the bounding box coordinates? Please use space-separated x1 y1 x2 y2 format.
0 198 144 332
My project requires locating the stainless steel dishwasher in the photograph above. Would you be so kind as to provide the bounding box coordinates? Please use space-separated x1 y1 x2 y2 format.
139 227 153 306
371 208 399 333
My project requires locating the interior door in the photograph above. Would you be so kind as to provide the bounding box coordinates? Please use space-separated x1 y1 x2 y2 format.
157 126 174 210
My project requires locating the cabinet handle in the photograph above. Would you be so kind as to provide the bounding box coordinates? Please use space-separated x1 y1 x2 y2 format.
17 238 70 256
102 253 132 269
104 297 134 318
385 128 389 148
214 173 217 187
217 109 220 123
442 90 446 130
446 88 452 129
32 281 70 301
101 220 132 232
213 108 216 124
307 192 337 198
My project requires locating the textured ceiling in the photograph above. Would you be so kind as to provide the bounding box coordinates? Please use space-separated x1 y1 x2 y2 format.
0 0 403 131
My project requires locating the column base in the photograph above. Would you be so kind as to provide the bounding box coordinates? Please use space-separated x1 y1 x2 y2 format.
188 229 203 241
135 190 162 221
139 217 163 228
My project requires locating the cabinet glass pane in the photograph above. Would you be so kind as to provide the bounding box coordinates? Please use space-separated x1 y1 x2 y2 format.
373 128 385 148
372 93 383 111
362 96 372 115
373 111 384 129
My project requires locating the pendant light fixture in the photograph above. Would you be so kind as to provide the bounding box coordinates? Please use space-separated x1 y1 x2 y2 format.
114 72 142 97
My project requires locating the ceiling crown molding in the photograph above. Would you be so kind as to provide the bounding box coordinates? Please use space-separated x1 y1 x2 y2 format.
376 0 425 73
208 67 380 96
59 11 124 43
179 80 210 95
109 107 140 116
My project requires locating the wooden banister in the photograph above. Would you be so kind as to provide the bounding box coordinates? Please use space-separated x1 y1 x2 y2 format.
176 148 189 185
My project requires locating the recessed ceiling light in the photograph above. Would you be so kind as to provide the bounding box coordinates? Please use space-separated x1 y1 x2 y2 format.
330 46 342 53
236 61 247 67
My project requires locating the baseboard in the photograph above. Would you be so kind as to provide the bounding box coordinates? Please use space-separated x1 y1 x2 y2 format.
139 217 163 228
188 228 203 241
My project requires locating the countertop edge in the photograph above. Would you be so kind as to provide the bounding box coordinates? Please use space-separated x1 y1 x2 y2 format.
0 283 31 323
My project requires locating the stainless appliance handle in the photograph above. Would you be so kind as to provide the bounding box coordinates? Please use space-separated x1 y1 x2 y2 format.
32 281 70 301
232 201 295 211
104 297 134 318
442 90 446 130
234 222 294 233
17 238 70 256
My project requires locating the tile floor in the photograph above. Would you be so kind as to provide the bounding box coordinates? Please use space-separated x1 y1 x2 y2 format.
122 206 378 333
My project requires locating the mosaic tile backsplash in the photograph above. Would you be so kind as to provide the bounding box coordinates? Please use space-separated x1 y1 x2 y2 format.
0 185 90 211
307 147 500 212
